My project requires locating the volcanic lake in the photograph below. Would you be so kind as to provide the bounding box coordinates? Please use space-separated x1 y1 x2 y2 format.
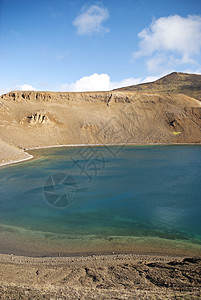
0 145 201 256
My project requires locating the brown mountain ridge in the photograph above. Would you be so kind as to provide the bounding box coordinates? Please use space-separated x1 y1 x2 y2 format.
115 72 201 101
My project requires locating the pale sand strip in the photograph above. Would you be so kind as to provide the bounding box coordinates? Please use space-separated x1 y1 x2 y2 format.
25 141 201 151
25 143 140 151
0 153 33 168
0 142 200 169
0 138 34 168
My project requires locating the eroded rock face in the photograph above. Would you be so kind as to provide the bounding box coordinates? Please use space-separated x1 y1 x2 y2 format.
0 90 129 104
20 110 60 126
27 112 50 125
1 92 53 102
166 113 183 131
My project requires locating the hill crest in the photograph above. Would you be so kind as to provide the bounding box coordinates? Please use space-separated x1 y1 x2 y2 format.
114 72 201 101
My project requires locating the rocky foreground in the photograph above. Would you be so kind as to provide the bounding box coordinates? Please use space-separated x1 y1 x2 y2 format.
0 253 201 299
0 72 201 166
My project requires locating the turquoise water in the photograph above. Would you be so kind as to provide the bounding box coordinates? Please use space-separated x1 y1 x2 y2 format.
0 145 201 256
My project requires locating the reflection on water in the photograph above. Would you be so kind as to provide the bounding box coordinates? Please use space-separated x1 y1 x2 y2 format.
0 145 201 256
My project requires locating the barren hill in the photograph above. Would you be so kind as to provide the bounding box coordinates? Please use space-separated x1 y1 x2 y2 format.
115 72 201 101
0 72 201 165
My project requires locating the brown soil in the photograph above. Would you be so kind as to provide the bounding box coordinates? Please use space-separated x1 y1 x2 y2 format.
0 253 201 299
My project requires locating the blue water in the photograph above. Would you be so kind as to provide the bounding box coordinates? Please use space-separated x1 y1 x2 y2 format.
0 145 201 256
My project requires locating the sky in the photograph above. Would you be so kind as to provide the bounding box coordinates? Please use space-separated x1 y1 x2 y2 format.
0 0 201 94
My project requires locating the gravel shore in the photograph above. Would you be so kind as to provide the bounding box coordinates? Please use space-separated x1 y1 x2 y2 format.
0 253 201 299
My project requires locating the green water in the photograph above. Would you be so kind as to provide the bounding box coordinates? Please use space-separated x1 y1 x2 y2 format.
0 145 201 256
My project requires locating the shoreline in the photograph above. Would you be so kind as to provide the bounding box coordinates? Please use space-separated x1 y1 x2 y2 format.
0 142 200 169
0 152 34 168
25 141 201 151
1 247 200 260
0 220 201 259
0 252 193 265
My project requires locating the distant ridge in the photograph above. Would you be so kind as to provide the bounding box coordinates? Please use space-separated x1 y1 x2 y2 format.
114 72 201 101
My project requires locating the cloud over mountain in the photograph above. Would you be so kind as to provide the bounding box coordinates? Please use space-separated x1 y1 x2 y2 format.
17 84 37 91
60 73 144 92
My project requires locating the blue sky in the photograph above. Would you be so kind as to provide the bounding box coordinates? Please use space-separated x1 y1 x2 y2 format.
0 0 201 94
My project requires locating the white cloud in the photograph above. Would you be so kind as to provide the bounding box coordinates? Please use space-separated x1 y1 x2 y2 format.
60 73 110 91
73 5 109 36
16 84 37 91
60 73 142 92
109 77 141 89
133 15 201 72
0 84 37 95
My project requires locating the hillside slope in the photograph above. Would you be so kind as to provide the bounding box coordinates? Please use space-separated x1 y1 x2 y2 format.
0 82 201 165
115 72 201 101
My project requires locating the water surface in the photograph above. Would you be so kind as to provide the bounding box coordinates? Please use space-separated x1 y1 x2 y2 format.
0 145 201 256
